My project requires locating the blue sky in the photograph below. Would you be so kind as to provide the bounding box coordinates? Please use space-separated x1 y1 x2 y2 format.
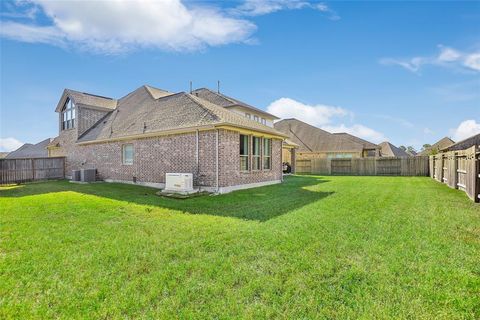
1 0 479 152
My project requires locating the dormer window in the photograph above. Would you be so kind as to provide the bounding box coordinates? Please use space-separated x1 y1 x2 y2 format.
61 97 75 130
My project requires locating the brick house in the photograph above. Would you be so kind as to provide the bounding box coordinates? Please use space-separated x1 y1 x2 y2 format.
47 85 286 193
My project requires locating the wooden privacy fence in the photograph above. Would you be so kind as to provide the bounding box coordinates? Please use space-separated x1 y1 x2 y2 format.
0 157 65 185
296 156 429 176
430 146 479 202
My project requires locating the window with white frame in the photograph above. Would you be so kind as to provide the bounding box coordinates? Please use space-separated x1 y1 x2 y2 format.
240 135 249 171
253 115 259 122
61 97 76 130
263 138 271 169
252 136 261 170
245 113 251 119
122 144 134 165
261 118 267 125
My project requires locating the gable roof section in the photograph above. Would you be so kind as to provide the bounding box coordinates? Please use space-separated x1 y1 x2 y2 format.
274 118 371 153
144 85 172 99
379 141 409 157
6 138 51 159
418 137 455 156
441 133 480 152
77 88 286 143
332 133 379 150
191 88 280 119
55 89 117 112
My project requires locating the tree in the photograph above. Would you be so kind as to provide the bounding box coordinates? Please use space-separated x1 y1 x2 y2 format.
399 145 407 151
407 146 416 154
422 144 432 151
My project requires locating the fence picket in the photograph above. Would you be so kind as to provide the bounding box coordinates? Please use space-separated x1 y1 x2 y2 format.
0 157 65 185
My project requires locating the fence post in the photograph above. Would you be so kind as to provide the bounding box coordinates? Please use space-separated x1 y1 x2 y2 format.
475 147 479 203
452 152 458 189
31 158 35 182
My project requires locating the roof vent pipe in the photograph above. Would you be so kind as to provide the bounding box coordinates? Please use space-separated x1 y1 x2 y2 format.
189 81 192 94
217 80 220 93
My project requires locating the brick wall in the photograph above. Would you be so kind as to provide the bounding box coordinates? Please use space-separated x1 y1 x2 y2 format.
51 127 282 189
218 130 282 187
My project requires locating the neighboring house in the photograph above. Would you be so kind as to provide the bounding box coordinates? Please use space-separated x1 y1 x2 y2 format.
6 138 52 159
418 137 455 156
0 152 9 159
47 85 287 193
274 118 380 159
331 132 379 157
405 149 417 157
441 133 480 152
379 141 410 157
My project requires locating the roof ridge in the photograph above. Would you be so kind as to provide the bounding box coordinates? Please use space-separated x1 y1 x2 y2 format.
185 93 222 121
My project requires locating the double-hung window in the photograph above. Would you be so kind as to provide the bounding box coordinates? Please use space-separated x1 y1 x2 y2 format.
252 136 261 170
263 138 271 169
240 135 249 171
253 115 259 122
122 144 134 165
61 98 75 130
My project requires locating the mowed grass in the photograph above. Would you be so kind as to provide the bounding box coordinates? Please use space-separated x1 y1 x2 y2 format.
1 176 479 319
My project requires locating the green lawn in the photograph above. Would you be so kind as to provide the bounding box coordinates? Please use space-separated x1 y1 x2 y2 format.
1 176 479 319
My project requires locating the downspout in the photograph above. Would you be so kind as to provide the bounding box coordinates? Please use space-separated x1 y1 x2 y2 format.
196 129 199 190
281 140 284 182
196 130 199 173
215 129 219 193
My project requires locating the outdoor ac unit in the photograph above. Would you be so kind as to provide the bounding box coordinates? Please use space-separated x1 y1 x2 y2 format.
80 169 96 182
72 170 81 181
165 173 193 192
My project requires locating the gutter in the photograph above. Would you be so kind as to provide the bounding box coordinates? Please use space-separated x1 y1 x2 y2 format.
76 122 287 146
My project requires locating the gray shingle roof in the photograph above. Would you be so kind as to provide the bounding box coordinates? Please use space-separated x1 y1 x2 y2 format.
441 133 480 152
418 137 455 156
332 132 379 150
55 89 117 112
274 118 375 153
379 141 410 157
77 86 286 143
191 88 279 119
5 138 51 159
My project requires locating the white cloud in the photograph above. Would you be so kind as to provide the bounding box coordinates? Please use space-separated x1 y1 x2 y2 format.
0 137 23 152
450 120 480 141
233 0 340 19
380 45 480 73
267 97 385 143
464 53 480 71
0 0 256 54
0 0 340 54
267 97 350 126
